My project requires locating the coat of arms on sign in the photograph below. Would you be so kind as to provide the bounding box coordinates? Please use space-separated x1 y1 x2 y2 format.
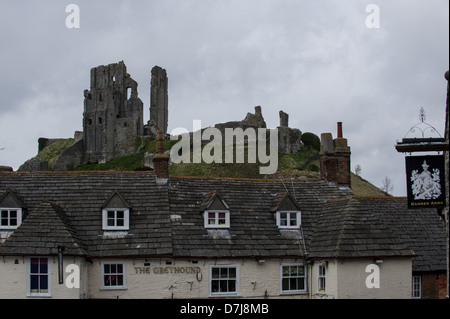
410 160 442 200
405 155 445 209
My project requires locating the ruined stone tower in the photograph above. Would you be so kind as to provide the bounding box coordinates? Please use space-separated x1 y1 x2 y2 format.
83 61 144 163
148 66 168 136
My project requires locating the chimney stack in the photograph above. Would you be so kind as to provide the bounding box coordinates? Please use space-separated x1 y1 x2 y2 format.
153 130 170 183
319 122 351 188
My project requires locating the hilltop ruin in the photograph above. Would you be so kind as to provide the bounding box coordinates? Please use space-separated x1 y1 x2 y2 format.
19 61 303 171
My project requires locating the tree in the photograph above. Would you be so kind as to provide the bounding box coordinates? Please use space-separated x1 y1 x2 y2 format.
301 132 320 151
381 176 394 194
354 165 362 176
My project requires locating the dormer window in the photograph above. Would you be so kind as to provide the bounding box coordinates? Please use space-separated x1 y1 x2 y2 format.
204 210 230 228
1 208 22 230
200 191 230 229
103 209 129 230
271 192 302 230
101 191 130 231
0 189 25 230
276 211 301 229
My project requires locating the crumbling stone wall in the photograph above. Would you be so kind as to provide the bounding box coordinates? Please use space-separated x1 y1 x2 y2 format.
277 110 302 153
83 61 144 163
147 66 168 136
214 106 267 133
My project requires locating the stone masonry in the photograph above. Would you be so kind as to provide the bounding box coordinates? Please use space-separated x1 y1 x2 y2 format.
83 61 144 163
146 66 169 136
19 61 304 171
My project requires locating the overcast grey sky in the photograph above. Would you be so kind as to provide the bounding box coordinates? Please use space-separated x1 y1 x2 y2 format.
0 0 448 195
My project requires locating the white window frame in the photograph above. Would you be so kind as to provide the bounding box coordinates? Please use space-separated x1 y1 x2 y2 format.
204 210 230 229
27 257 51 297
209 265 239 296
101 261 127 290
317 263 326 294
102 208 129 230
280 263 307 294
412 275 421 299
0 208 22 230
276 211 301 229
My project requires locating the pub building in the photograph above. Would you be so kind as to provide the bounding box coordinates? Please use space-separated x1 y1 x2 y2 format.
0 124 446 299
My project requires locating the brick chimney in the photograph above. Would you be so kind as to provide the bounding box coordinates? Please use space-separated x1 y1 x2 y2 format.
319 122 351 188
153 129 169 183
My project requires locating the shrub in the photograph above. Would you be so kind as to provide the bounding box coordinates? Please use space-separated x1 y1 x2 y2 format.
301 132 320 151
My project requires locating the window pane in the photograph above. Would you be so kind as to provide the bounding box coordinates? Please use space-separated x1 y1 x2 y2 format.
319 278 326 291
30 275 39 291
1 211 7 226
282 278 289 291
228 267 236 279
30 258 39 274
290 266 298 276
116 211 125 226
228 279 236 292
291 278 299 290
117 264 123 274
10 217 17 226
212 268 220 279
117 275 124 286
290 213 297 226
280 213 287 226
208 213 216 225
319 265 325 276
211 280 219 292
39 259 48 273
282 266 289 276
219 280 228 292
104 275 111 286
220 268 228 278
298 278 305 290
40 275 48 290
110 264 117 274
104 264 110 274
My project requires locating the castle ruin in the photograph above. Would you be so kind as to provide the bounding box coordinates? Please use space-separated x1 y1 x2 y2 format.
20 61 303 171
83 61 144 163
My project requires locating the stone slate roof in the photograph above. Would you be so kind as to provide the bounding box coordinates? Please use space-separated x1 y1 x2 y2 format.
0 172 171 258
358 197 447 272
1 201 88 256
309 197 414 259
0 171 446 272
168 176 354 258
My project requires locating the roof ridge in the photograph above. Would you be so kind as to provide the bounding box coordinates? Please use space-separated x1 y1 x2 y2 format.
170 175 323 182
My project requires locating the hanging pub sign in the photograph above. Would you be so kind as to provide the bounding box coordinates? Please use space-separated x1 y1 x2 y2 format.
405 155 446 209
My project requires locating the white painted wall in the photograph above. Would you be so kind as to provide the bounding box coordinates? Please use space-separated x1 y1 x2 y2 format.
335 257 412 299
0 256 83 299
0 256 413 299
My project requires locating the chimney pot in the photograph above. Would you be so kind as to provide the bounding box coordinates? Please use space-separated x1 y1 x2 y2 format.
337 122 343 138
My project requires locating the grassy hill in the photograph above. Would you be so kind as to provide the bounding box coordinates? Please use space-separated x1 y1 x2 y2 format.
33 134 391 197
